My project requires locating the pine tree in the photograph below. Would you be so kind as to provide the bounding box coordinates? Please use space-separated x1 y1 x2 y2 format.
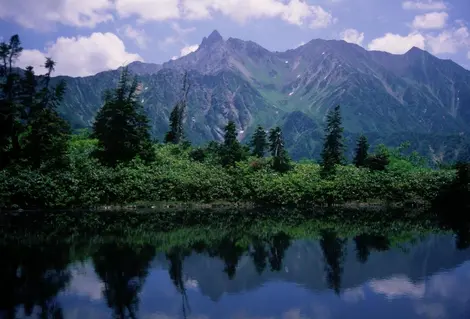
165 72 189 144
269 126 291 172
0 35 23 168
92 67 154 167
353 134 369 168
0 35 70 169
21 59 71 169
220 121 245 167
250 125 268 158
321 105 344 177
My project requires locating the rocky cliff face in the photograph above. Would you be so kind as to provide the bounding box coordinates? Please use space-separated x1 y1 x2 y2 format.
54 30 470 161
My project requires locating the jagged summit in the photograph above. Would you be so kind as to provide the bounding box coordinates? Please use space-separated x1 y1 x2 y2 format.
200 30 224 48
55 31 470 162
404 46 427 57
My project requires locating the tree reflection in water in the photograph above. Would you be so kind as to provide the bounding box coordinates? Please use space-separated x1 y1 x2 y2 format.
92 243 155 319
0 244 71 319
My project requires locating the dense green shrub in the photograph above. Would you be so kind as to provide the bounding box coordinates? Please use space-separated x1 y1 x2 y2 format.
0 138 459 209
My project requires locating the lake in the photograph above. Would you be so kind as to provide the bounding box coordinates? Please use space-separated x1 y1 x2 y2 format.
1 208 469 319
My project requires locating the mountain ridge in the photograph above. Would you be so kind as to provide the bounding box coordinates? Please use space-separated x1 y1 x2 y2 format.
53 30 470 162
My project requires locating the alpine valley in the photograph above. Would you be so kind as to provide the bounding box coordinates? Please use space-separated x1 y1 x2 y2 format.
53 30 470 162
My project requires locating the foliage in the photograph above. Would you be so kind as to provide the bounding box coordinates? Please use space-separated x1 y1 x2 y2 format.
220 121 246 167
165 72 189 144
268 126 291 173
250 125 268 158
0 35 467 210
91 67 154 167
321 105 345 177
365 154 390 171
353 135 369 168
164 102 185 144
0 138 458 209
0 35 70 170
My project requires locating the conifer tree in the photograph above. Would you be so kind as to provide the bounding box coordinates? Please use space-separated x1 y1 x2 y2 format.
321 105 344 177
269 126 291 172
92 67 154 167
165 72 189 144
353 134 369 168
0 35 70 169
220 121 244 167
0 35 23 168
21 59 71 169
250 125 268 158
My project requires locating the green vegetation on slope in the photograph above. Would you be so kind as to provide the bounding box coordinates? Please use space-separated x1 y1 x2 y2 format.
1 34 469 210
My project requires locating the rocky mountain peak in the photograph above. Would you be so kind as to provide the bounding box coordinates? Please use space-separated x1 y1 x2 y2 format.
406 46 425 55
200 30 224 48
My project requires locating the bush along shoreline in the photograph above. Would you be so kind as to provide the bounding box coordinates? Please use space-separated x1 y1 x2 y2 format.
0 141 463 209
0 35 468 210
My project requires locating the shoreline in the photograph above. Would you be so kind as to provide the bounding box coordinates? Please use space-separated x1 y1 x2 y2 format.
0 199 431 213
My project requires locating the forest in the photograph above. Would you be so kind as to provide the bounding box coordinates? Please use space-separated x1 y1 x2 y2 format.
0 34 469 209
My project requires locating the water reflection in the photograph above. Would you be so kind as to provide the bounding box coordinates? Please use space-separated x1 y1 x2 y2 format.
0 210 470 319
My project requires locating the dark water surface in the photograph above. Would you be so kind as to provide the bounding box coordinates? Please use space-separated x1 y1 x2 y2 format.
1 209 470 319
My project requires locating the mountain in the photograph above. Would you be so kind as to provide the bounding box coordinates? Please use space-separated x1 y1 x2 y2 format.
53 30 470 162
150 235 470 301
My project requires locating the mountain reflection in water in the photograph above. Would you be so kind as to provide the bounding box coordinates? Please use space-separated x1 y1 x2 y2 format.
0 208 469 319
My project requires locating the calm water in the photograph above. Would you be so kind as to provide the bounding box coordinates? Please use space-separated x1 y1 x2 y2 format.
1 209 470 319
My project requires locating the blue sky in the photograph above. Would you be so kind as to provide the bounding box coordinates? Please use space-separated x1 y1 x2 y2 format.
0 0 469 76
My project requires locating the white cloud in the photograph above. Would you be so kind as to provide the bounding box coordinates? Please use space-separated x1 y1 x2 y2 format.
0 0 334 30
369 276 425 299
118 24 149 49
340 28 365 46
66 265 104 301
368 32 426 54
159 22 197 50
412 12 448 29
180 0 335 28
426 25 470 54
115 0 180 22
180 44 199 57
18 33 142 77
402 0 447 11
171 22 197 36
0 0 113 29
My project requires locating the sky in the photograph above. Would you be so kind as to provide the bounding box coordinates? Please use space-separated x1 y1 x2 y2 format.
0 0 469 77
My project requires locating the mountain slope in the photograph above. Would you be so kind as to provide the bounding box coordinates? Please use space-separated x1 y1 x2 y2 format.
55 30 470 161
54 67 283 143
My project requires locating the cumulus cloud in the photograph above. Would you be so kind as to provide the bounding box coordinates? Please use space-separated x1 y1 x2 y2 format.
118 24 150 49
1 0 335 30
412 12 448 29
369 276 425 299
115 0 180 22
426 25 470 54
170 44 199 60
368 32 426 54
124 0 335 28
180 44 199 57
159 22 197 50
402 0 447 11
340 28 365 46
66 265 104 301
0 0 113 29
18 33 142 77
